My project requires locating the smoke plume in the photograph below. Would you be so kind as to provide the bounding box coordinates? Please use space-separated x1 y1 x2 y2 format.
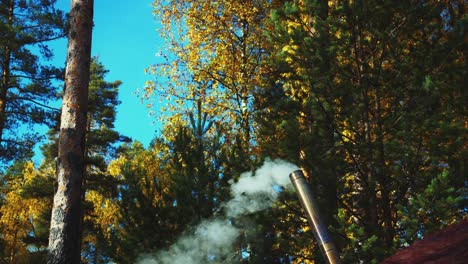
138 159 298 264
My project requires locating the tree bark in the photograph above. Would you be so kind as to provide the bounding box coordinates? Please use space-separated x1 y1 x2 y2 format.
47 1 93 263
0 0 14 143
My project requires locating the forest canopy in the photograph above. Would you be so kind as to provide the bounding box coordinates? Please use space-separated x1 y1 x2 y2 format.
0 0 466 263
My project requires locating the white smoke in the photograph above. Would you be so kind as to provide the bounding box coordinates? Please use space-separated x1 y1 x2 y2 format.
226 159 299 218
138 159 298 264
138 220 238 264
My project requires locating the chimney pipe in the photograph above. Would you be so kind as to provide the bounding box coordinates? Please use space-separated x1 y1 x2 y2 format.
289 170 341 264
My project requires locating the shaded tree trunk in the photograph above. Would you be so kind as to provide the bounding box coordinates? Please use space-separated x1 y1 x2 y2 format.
48 1 94 263
0 0 14 143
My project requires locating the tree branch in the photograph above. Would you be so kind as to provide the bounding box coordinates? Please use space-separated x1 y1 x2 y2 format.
9 96 60 111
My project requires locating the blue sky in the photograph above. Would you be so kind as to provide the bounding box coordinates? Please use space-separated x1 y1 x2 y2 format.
49 0 163 147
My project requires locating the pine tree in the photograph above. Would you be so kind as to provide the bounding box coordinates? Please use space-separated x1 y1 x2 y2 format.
37 57 129 262
260 0 466 262
103 141 175 262
81 58 130 262
168 101 229 224
48 0 94 263
0 0 67 166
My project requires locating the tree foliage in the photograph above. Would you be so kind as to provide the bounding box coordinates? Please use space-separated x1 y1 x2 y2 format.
259 0 466 262
146 0 273 156
40 57 129 263
0 0 465 263
0 162 51 263
0 0 67 166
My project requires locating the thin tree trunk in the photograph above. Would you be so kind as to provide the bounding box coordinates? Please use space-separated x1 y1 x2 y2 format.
48 1 94 263
9 223 18 264
375 90 394 247
0 0 14 142
317 0 339 231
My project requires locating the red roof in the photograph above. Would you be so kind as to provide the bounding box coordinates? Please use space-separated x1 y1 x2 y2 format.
381 219 468 264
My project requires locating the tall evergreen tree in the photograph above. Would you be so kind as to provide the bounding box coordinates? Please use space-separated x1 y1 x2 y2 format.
81 58 130 262
41 57 129 187
259 0 466 262
103 141 175 262
0 0 67 166
97 104 239 262
48 0 93 263
39 57 129 262
167 101 231 224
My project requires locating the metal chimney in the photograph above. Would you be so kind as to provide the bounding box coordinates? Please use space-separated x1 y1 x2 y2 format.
289 170 341 264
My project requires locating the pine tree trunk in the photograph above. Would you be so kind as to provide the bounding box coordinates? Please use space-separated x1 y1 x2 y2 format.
375 90 395 247
0 0 14 143
47 1 93 263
